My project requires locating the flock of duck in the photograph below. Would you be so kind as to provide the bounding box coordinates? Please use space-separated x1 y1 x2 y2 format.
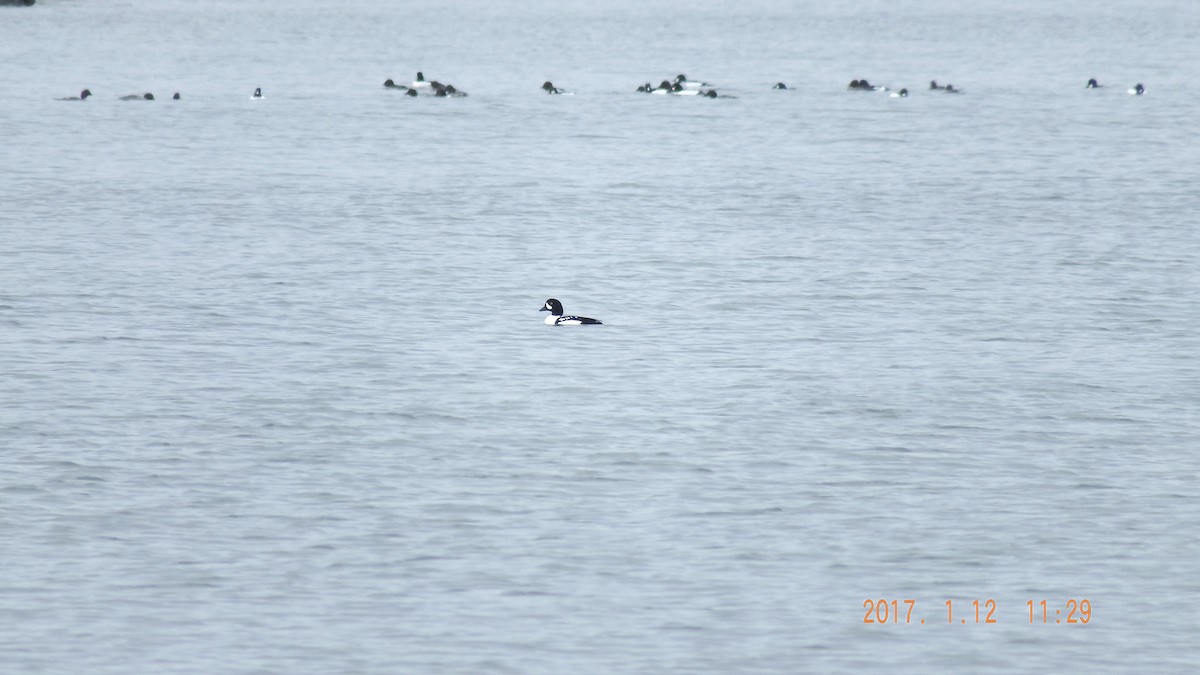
383 72 469 97
57 88 265 101
56 74 1148 102
377 72 1148 98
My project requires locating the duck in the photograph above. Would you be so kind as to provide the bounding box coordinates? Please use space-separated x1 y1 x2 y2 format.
670 82 700 96
58 89 92 101
425 80 467 97
650 80 674 95
542 81 572 95
384 79 409 90
1128 83 1145 95
772 82 788 90
1086 78 1103 89
636 82 654 93
251 87 263 99
849 79 885 91
540 298 602 326
119 92 154 100
929 80 945 90
943 84 961 93
411 72 431 90
674 74 711 90
172 92 181 100
890 88 909 98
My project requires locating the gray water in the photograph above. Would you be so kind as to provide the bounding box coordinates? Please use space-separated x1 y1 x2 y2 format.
3 0 1199 672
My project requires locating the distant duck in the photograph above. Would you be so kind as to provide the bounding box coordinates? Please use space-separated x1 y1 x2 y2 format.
172 92 181 100
1128 83 1145 95
251 87 263 99
119 92 154 100
542 81 572 95
383 79 409 90
772 82 788 90
890 88 909 97
1086 78 1103 88
701 89 735 98
425 80 467 97
540 298 602 326
674 74 711 90
404 88 418 97
411 72 431 89
943 84 961 93
59 89 91 101
636 83 652 92
650 80 673 95
929 80 945 90
849 79 885 91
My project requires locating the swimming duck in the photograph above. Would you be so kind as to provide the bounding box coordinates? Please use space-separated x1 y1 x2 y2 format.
540 298 603 325
849 79 885 91
674 74 711 90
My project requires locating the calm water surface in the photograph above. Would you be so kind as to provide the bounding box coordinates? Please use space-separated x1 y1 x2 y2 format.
2 0 1199 672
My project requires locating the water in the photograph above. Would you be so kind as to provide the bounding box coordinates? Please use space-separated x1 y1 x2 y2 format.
2 0 1199 672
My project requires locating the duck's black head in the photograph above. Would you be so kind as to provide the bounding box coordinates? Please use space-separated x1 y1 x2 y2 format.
144 93 154 100
704 90 717 98
81 89 92 99
773 82 787 89
384 79 396 87
415 71 425 82
172 92 180 100
405 88 418 97
540 298 563 314
849 80 861 89
253 87 262 96
1086 78 1099 88
542 81 555 92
